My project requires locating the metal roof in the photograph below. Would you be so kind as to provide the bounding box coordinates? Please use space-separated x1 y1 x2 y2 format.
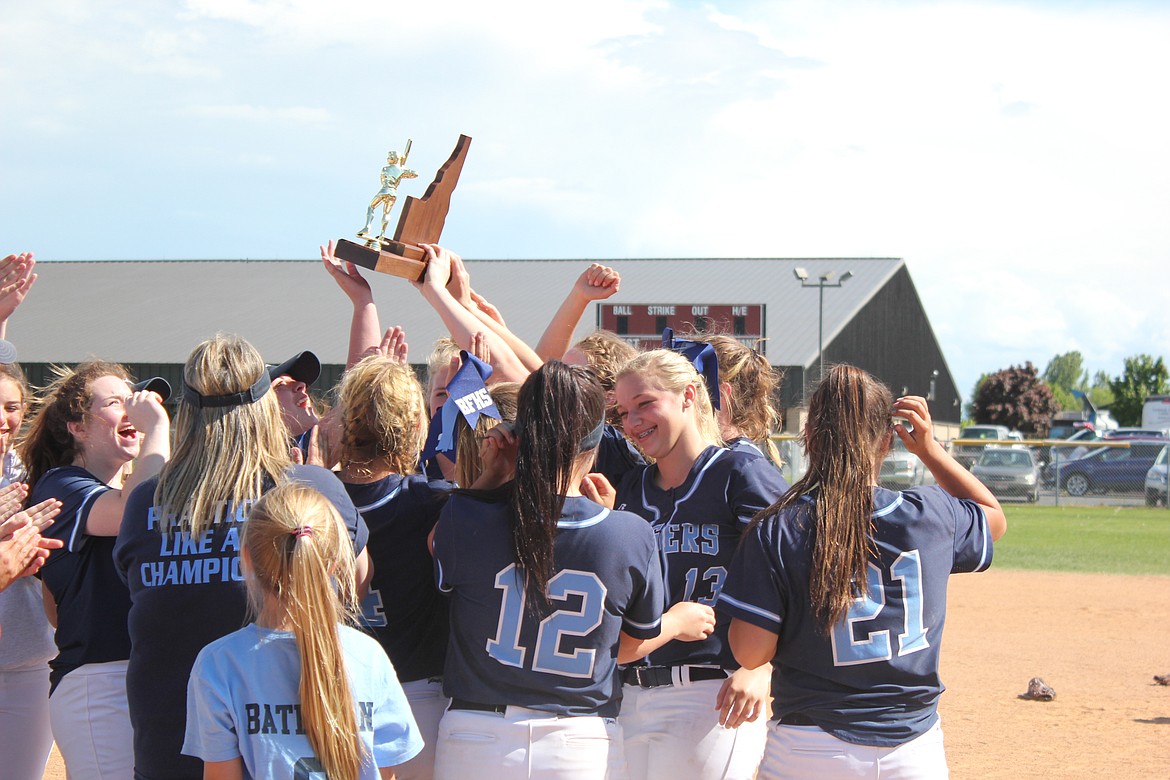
10 257 904 367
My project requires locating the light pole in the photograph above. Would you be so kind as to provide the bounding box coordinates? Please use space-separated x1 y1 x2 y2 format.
793 267 853 382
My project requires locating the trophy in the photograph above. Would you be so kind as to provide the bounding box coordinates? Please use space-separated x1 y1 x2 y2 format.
334 134 472 281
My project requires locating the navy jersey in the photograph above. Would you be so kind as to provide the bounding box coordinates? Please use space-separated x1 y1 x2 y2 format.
593 423 646 490
113 465 368 780
615 445 789 669
717 486 993 747
726 437 766 460
433 493 664 717
345 473 452 683
30 466 131 692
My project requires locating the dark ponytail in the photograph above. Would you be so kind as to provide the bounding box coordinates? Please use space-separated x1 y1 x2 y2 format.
508 361 605 602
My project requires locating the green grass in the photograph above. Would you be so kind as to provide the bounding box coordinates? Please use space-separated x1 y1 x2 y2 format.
993 505 1170 575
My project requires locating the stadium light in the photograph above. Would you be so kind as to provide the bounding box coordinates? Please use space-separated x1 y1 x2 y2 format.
795 268 853 381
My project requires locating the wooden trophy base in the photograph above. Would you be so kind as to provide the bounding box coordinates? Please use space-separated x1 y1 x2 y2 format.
336 135 471 282
334 237 427 282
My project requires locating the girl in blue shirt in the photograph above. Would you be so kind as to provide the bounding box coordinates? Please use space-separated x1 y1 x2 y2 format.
184 481 420 780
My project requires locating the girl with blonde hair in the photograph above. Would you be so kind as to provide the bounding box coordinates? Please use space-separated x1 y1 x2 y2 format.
611 349 789 780
184 482 421 780
720 365 1006 779
452 381 519 489
114 333 369 780
677 332 783 465
335 354 456 780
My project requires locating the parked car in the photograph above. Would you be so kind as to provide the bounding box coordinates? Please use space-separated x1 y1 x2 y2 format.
1145 445 1168 507
880 437 929 489
951 424 1017 470
1039 426 1104 466
1042 439 1168 496
1105 427 1170 439
972 448 1040 502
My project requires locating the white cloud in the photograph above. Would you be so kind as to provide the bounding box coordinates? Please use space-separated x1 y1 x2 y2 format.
179 105 331 123
3 0 1169 401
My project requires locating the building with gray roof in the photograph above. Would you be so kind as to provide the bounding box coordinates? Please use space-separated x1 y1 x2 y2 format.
9 257 960 429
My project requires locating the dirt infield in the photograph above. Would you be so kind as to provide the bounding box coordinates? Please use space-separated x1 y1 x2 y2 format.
42 569 1170 779
941 569 1169 779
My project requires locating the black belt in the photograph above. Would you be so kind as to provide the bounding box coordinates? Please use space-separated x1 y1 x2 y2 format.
449 698 507 714
621 665 730 688
779 712 816 726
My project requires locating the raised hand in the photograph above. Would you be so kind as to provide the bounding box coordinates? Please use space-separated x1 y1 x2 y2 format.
0 251 37 324
360 326 410 364
573 263 620 302
321 240 374 306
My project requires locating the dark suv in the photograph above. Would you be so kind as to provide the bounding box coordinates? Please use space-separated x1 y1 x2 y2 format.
1042 438 1169 496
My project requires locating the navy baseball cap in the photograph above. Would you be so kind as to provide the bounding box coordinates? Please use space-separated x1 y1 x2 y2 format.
131 377 172 402
266 351 321 387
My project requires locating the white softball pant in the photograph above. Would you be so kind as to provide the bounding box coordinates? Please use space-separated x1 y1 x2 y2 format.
619 678 766 780
48 659 134 779
434 705 628 780
395 677 450 780
0 666 55 780
757 718 949 780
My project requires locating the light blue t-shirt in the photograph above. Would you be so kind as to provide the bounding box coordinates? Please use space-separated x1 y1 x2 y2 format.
183 623 422 778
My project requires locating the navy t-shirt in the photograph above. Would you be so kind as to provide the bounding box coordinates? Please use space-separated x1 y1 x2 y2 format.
433 492 664 717
31 466 131 692
113 465 368 780
615 445 789 669
344 473 452 683
717 486 993 747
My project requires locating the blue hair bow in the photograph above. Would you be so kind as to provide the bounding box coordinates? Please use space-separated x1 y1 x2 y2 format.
662 328 721 410
421 351 501 462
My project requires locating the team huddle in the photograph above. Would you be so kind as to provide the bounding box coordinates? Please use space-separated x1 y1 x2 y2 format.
0 246 1007 780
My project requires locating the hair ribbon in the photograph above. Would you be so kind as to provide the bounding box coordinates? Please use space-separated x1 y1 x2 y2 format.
661 328 721 410
421 351 501 462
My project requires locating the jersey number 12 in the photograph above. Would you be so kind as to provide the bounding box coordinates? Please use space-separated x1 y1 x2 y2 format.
486 563 607 679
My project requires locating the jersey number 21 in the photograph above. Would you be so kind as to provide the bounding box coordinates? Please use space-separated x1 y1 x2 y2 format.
830 550 929 666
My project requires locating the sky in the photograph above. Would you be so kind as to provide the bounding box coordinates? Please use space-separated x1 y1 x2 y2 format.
2 0 1168 402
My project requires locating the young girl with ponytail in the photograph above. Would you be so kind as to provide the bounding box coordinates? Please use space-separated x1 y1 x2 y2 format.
183 482 421 780
719 365 1006 779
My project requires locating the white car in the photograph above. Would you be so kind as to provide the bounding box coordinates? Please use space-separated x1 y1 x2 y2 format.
880 438 933 489
1145 445 1168 507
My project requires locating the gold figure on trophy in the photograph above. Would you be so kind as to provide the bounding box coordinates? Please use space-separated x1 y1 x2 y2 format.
358 140 418 245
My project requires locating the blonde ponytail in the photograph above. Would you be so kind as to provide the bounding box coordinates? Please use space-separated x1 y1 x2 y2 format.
244 483 364 780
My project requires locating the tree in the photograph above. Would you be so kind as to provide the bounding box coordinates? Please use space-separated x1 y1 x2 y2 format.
1043 351 1087 411
1108 354 1169 426
1087 370 1114 409
1043 351 1087 392
963 373 990 422
972 362 1058 436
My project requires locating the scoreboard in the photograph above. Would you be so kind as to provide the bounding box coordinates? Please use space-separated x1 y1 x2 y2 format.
597 303 766 356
